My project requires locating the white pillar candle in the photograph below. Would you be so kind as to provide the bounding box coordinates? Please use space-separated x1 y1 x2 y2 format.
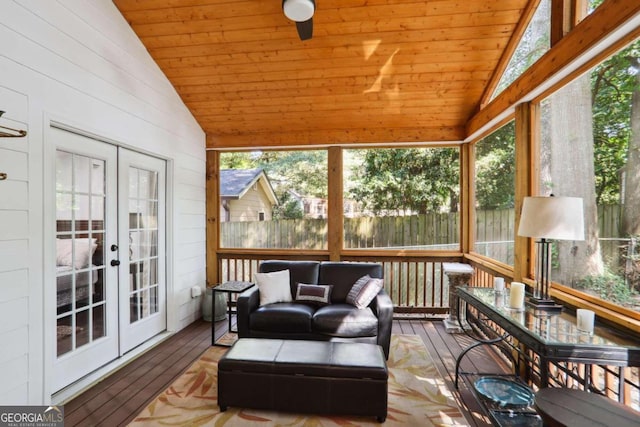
494 277 505 293
576 309 595 335
509 282 525 310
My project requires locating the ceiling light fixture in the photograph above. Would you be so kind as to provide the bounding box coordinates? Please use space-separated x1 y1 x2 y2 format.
283 0 315 22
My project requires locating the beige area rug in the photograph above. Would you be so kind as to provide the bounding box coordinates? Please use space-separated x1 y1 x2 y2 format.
215 332 238 347
129 335 469 426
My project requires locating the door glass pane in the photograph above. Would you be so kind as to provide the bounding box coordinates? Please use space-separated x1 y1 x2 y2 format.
56 151 72 192
76 309 90 347
57 315 73 357
56 150 107 357
93 305 105 340
91 160 105 194
128 166 160 324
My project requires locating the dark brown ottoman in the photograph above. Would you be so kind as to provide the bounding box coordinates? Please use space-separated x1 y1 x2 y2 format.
218 338 388 422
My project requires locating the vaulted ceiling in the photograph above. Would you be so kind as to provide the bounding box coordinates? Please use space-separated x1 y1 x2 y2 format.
114 0 533 149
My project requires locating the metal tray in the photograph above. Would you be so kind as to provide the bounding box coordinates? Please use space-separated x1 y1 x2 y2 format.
474 376 535 408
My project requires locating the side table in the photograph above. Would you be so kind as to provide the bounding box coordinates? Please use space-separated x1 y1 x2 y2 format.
211 281 254 346
535 387 640 427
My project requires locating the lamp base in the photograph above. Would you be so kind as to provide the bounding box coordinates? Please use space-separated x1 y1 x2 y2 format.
526 297 563 311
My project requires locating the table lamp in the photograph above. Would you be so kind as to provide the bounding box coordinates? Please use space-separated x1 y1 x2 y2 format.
517 195 585 309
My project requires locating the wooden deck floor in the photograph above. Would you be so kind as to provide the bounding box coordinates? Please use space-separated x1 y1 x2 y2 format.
63 317 510 426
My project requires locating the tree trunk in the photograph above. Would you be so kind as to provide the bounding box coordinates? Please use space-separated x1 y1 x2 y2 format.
621 63 640 290
622 66 640 236
548 75 604 286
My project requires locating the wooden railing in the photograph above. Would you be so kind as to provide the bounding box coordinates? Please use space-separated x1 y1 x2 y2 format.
217 251 462 314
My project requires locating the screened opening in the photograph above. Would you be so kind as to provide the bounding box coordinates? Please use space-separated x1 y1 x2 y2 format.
219 150 328 249
473 121 516 265
539 38 640 312
343 147 460 250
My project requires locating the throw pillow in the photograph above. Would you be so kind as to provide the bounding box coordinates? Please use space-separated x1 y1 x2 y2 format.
255 269 292 306
295 283 332 306
346 275 384 309
56 238 98 269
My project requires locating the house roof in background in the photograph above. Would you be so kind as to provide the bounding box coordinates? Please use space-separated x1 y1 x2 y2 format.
220 168 278 204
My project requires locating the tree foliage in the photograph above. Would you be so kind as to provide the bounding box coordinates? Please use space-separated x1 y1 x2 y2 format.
475 122 516 210
220 150 327 219
347 148 459 214
591 41 639 204
272 191 304 219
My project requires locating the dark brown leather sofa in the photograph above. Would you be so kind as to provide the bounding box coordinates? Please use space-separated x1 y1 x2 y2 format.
236 260 393 358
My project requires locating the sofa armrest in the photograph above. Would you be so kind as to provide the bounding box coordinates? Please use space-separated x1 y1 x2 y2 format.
236 286 260 337
371 289 393 359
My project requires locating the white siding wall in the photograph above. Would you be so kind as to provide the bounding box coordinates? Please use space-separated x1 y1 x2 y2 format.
0 0 206 404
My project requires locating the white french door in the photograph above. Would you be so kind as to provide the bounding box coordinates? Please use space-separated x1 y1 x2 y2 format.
118 149 166 354
51 127 166 391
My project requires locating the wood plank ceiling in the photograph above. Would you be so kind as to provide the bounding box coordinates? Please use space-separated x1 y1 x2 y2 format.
114 0 531 149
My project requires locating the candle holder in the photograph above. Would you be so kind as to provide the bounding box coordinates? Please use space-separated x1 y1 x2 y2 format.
576 309 595 336
509 282 525 311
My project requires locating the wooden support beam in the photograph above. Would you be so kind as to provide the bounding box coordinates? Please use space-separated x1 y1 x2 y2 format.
513 102 539 282
327 147 343 261
551 0 570 46
207 126 466 149
480 0 542 108
468 0 640 138
206 149 220 285
460 144 473 254
551 0 589 46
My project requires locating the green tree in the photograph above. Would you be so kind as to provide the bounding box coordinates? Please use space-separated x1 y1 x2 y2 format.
475 122 516 210
272 191 304 219
347 148 459 214
257 151 327 199
591 41 638 205
220 150 327 219
219 152 257 169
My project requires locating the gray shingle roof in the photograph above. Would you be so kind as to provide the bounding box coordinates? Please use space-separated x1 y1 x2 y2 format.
220 168 263 197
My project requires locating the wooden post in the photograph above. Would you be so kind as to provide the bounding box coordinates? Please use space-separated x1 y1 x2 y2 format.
327 147 343 261
551 0 589 46
206 149 220 285
460 144 473 255
514 103 539 282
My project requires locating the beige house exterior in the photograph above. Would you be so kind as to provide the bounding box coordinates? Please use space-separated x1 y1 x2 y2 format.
220 169 278 222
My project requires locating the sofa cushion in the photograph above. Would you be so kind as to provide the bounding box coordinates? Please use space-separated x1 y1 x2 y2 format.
295 283 332 306
319 262 383 303
250 303 315 333
346 275 384 309
312 304 378 337
260 260 320 297
255 269 292 306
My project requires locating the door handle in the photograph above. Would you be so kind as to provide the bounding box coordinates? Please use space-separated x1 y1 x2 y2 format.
110 244 118 251
110 259 121 266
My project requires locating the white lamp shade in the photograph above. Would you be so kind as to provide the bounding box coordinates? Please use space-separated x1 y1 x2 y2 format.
283 0 315 22
518 196 585 241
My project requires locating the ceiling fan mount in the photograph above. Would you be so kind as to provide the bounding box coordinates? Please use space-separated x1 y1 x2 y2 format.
282 0 315 40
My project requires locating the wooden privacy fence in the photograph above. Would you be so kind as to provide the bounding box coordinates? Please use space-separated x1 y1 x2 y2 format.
221 205 626 258
220 213 460 249
217 204 631 313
